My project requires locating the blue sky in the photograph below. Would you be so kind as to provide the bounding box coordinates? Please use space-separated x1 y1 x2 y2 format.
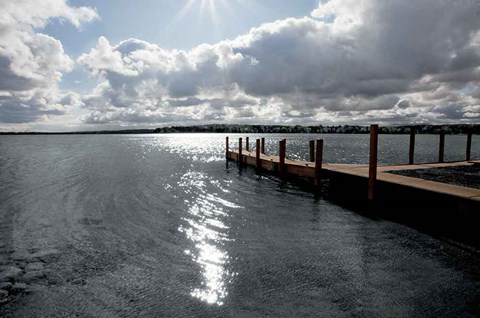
53 0 318 52
0 0 480 131
48 0 318 94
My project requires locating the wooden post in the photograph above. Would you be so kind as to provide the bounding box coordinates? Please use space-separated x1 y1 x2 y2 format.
256 139 261 168
279 139 286 177
309 140 315 162
368 124 379 201
409 127 415 165
246 137 249 151
238 137 243 164
466 131 472 161
225 136 229 160
261 138 265 154
438 129 445 163
314 139 323 186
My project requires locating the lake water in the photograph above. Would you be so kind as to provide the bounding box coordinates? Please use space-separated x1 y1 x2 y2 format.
1 134 480 317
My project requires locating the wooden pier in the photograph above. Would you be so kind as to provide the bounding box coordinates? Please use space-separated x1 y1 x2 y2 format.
226 125 479 204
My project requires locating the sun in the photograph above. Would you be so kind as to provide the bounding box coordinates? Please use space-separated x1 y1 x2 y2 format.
165 0 246 31
170 0 224 26
160 0 255 45
160 0 233 43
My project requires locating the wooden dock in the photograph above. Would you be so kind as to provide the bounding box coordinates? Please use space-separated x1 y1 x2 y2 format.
227 127 480 247
227 149 480 202
226 125 479 204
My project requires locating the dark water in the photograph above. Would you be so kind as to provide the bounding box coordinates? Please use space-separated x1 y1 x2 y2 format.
1 134 480 317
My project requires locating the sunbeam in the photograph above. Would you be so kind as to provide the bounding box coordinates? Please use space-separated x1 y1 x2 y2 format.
163 0 247 42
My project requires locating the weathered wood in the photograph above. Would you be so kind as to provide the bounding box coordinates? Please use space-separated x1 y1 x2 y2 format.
260 157 275 171
256 139 261 168
238 138 243 164
244 154 257 166
315 139 323 186
225 136 229 160
246 137 249 151
261 138 265 154
409 127 415 165
368 124 379 200
439 130 445 163
466 131 472 161
309 140 315 162
279 139 286 177
285 163 315 177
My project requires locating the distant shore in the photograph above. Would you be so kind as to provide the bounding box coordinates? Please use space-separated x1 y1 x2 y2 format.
0 124 478 135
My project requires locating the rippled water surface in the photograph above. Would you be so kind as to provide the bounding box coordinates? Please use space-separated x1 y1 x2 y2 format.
1 134 480 317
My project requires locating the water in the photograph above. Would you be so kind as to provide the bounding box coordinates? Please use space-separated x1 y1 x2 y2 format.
0 134 480 317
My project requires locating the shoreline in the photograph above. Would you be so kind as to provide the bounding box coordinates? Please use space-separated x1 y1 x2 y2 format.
1 123 479 135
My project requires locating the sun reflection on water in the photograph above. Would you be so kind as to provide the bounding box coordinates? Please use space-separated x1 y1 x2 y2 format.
178 171 239 305
154 134 225 162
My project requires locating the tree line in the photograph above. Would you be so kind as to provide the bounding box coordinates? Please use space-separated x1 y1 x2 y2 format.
2 124 478 135
154 124 479 134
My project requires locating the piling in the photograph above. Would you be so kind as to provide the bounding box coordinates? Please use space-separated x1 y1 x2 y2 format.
238 137 243 164
368 124 379 201
261 138 265 154
256 139 261 168
246 137 249 151
409 127 415 165
225 137 229 160
315 139 323 186
439 130 445 163
279 139 286 177
309 140 315 162
466 131 472 161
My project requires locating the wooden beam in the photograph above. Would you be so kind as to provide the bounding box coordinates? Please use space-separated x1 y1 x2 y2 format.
261 138 265 154
314 139 323 186
368 124 379 201
225 136 229 160
238 137 243 164
309 140 315 162
439 129 445 163
409 127 415 165
279 139 286 177
256 139 261 168
246 137 249 151
466 131 472 161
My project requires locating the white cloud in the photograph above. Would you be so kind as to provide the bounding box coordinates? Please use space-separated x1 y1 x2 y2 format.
0 0 98 29
2 0 480 127
0 0 97 123
76 0 480 126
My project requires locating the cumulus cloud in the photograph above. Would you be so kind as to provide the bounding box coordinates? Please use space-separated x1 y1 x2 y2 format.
0 0 97 123
3 0 480 127
76 0 480 126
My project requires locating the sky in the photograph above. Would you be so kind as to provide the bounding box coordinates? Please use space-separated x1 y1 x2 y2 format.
1 0 480 131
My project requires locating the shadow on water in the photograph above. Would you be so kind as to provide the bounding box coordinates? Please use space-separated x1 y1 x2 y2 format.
225 162 480 316
235 160 480 252
322 173 480 252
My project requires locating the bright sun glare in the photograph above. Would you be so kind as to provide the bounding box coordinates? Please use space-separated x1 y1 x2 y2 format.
165 0 251 31
175 0 226 25
161 0 270 44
